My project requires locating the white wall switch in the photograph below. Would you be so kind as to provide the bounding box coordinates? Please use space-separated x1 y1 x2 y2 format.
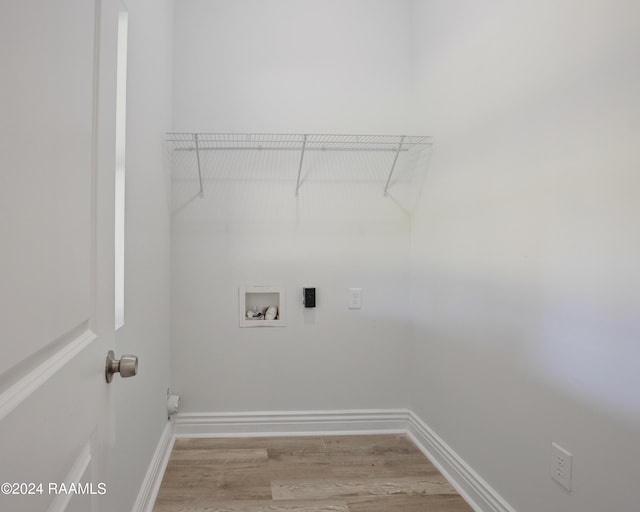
348 288 362 309
551 442 572 491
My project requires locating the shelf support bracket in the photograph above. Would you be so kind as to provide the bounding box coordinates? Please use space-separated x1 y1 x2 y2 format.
383 135 405 197
194 133 204 198
295 134 307 197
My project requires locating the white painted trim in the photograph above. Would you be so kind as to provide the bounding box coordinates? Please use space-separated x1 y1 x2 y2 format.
173 409 409 437
132 420 175 512
407 410 517 512
0 330 97 422
137 409 516 512
46 443 91 512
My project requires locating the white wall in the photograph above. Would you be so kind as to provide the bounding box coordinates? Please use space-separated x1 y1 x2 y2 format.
171 0 416 413
173 0 415 134
107 0 174 510
408 1 640 511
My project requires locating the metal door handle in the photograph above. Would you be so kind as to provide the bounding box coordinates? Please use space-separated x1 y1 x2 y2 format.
105 350 138 383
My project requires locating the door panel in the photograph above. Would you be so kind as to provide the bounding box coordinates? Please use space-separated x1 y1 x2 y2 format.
0 350 106 511
0 0 96 376
0 1 121 511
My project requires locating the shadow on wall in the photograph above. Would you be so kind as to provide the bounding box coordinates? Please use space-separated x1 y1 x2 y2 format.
409 269 640 510
410 268 640 510
412 269 640 428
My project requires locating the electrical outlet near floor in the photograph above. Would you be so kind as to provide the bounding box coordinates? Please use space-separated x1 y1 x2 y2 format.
551 442 573 491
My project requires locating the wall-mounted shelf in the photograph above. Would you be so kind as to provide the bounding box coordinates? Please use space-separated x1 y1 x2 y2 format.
166 133 432 198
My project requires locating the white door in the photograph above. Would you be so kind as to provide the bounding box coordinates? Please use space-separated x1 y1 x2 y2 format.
0 1 128 511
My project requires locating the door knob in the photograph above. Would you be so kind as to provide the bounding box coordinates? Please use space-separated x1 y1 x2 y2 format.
105 350 138 383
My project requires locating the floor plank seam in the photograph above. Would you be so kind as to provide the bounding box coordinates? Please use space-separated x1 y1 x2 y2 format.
153 434 474 512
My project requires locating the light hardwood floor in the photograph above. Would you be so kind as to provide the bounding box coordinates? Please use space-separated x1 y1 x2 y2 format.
153 434 473 512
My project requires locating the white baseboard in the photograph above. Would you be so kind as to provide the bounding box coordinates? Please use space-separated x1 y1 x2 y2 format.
135 409 515 512
407 411 516 512
173 409 409 437
132 420 175 512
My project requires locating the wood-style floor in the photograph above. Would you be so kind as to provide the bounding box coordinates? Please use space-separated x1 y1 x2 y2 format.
153 434 473 512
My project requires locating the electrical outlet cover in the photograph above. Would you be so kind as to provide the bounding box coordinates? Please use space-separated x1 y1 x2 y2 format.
348 288 362 309
551 442 572 491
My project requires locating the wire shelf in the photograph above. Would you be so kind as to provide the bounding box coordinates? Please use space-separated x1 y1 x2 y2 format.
166 132 433 198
